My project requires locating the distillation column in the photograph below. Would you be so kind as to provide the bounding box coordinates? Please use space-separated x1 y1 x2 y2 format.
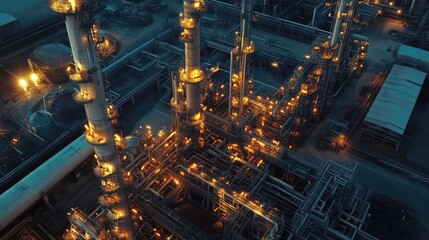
229 0 255 118
49 1 134 239
312 0 348 121
334 0 357 77
178 0 206 148
331 0 346 47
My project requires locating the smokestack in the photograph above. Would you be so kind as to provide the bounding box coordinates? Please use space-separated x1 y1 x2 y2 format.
49 0 134 238
178 0 206 146
229 0 254 118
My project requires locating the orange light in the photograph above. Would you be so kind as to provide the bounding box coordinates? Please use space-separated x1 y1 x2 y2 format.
30 73 39 86
18 79 28 92
174 178 180 185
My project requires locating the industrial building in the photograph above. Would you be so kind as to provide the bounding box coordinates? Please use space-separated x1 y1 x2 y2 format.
0 12 20 43
395 44 429 73
0 0 429 239
362 64 426 149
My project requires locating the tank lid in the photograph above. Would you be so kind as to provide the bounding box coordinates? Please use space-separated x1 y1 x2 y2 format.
31 43 72 67
28 111 53 127
124 136 139 146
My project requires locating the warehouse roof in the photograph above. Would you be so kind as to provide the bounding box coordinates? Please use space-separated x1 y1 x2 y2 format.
397 44 429 65
364 64 426 135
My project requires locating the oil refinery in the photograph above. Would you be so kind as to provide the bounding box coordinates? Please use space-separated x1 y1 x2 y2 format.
0 0 429 239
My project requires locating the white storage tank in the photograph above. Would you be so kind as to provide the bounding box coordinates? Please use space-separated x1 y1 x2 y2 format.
27 111 56 140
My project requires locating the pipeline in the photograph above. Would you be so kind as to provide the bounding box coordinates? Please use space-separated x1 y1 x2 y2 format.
206 0 366 41
0 135 92 231
102 28 174 75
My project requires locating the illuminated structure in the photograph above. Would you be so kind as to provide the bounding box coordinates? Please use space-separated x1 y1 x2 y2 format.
1 0 377 239
312 0 355 122
282 0 368 130
228 0 254 118
172 0 206 151
48 0 134 238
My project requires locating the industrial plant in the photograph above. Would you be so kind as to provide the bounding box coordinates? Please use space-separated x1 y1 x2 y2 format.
0 0 428 239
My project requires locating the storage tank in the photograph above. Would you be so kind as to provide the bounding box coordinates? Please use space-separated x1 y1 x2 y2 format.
26 111 56 140
30 43 73 84
124 135 140 157
47 89 85 122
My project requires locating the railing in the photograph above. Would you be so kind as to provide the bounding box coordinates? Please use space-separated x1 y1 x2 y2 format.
85 128 106 146
100 182 120 193
73 91 93 104
93 163 115 178
179 68 204 83
49 0 85 14
179 17 195 29
98 194 122 207
69 72 91 83
106 209 125 221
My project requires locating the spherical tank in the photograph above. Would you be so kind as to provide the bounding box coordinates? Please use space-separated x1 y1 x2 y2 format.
30 43 73 84
27 111 56 140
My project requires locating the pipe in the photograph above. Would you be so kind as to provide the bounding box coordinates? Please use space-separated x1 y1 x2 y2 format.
206 0 366 43
0 135 92 231
408 0 416 14
331 0 347 46
206 0 331 35
102 29 173 75
177 165 279 233
50 1 134 238
311 2 325 27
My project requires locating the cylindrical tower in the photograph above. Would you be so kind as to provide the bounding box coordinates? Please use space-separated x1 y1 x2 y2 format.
313 41 335 122
178 0 206 147
48 1 134 239
330 0 346 47
334 0 357 77
229 0 254 118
